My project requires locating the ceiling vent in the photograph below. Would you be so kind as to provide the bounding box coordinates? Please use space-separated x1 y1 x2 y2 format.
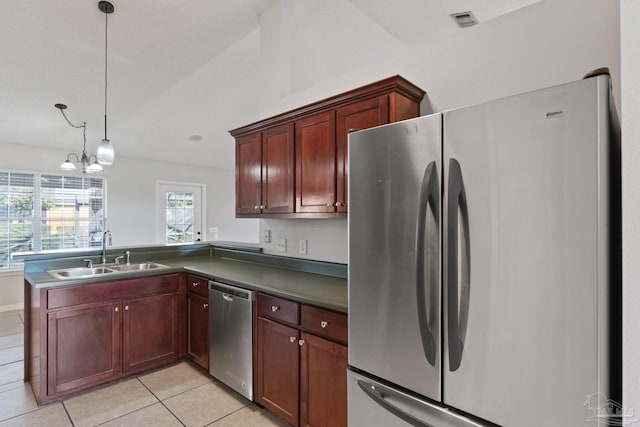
451 11 478 28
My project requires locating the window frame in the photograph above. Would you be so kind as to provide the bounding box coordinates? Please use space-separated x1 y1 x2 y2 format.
0 169 108 271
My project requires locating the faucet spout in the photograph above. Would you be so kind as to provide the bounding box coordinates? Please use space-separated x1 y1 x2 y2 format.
102 230 112 264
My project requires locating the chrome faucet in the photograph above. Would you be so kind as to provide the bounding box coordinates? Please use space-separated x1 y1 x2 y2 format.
101 230 112 264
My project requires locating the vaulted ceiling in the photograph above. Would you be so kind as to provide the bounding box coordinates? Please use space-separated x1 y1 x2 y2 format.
0 0 539 170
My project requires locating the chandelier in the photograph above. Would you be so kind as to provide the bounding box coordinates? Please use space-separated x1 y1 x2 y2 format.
56 1 115 174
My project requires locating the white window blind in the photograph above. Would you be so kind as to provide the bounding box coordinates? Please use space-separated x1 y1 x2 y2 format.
0 171 106 270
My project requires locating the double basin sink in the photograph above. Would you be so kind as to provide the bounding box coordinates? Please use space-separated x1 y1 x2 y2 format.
48 262 170 280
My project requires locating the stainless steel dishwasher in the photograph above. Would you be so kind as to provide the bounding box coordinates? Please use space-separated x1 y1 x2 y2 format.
208 281 255 401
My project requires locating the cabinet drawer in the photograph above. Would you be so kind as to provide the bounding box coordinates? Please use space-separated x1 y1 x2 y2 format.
301 305 347 344
186 274 209 298
47 274 180 310
257 293 299 326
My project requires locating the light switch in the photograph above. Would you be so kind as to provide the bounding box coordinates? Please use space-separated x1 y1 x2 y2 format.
262 229 271 243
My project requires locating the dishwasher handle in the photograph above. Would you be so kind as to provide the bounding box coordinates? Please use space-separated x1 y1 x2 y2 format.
209 280 255 301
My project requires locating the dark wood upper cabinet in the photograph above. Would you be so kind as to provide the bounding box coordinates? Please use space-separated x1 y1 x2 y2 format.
231 75 425 218
235 132 263 214
335 95 389 213
263 123 295 214
295 112 337 213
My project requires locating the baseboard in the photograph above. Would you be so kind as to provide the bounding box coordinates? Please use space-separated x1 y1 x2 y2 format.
0 303 24 312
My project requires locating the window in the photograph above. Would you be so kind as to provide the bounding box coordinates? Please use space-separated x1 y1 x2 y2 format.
156 182 203 244
0 171 106 269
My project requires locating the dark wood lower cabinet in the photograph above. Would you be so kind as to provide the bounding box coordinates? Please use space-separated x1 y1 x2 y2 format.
255 293 348 427
27 273 185 404
257 317 300 426
300 332 348 427
187 292 209 370
122 292 181 374
47 302 121 395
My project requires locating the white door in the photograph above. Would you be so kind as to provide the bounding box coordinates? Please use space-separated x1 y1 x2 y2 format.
156 182 204 244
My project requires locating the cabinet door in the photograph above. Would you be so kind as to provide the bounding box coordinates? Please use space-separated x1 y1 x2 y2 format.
295 112 337 213
47 302 121 395
122 292 180 374
300 333 348 427
187 293 209 370
257 317 300 426
336 96 389 213
263 123 295 214
236 132 263 215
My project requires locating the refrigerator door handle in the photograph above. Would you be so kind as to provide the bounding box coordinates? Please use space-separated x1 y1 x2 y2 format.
415 161 439 366
357 379 432 427
446 158 471 372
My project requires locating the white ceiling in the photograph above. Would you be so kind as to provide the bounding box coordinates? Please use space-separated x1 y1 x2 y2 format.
0 0 539 171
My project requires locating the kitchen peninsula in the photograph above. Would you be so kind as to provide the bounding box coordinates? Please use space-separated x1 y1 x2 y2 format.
21 243 347 426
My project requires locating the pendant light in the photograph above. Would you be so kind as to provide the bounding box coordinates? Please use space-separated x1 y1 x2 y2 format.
96 1 115 165
55 104 104 174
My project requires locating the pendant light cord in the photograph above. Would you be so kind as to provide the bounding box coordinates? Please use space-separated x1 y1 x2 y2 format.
104 10 108 141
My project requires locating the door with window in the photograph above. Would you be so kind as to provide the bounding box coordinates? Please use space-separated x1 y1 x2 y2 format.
156 182 203 244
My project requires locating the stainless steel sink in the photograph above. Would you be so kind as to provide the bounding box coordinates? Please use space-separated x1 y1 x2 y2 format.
48 266 116 280
48 262 169 280
111 262 168 272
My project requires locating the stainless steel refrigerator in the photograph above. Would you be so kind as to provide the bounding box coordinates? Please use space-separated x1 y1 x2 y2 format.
347 75 621 427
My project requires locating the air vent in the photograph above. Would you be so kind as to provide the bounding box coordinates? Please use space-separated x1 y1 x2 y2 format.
451 11 478 28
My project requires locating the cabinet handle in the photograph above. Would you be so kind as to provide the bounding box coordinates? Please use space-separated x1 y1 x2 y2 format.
204 303 208 308
321 321 329 328
271 305 279 312
290 336 296 343
192 282 199 287
125 305 129 311
114 307 119 312
299 339 305 346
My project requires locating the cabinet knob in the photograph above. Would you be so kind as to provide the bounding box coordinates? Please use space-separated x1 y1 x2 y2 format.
204 303 209 308
114 307 119 312
299 339 305 346
326 203 333 207
290 336 296 343
347 128 360 133
254 205 260 210
192 282 199 287
125 305 129 311
321 321 329 328
271 305 279 312
260 205 266 209
335 202 343 207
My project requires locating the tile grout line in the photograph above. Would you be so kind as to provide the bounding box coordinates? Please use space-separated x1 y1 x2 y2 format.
135 376 187 427
203 402 252 426
61 400 77 427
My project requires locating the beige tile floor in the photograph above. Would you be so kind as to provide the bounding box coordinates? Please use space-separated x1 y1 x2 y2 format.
0 309 289 427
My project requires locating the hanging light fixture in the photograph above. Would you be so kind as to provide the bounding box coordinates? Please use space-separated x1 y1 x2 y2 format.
96 1 115 165
55 1 115 173
55 104 104 174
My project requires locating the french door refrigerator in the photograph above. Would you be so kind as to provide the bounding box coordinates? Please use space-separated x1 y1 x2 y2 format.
347 75 621 427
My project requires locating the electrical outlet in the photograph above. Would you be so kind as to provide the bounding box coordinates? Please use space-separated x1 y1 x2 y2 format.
299 239 307 254
262 229 271 243
276 238 286 252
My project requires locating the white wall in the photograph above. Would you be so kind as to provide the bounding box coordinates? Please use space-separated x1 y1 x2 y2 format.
257 0 620 264
0 141 259 309
621 0 640 418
